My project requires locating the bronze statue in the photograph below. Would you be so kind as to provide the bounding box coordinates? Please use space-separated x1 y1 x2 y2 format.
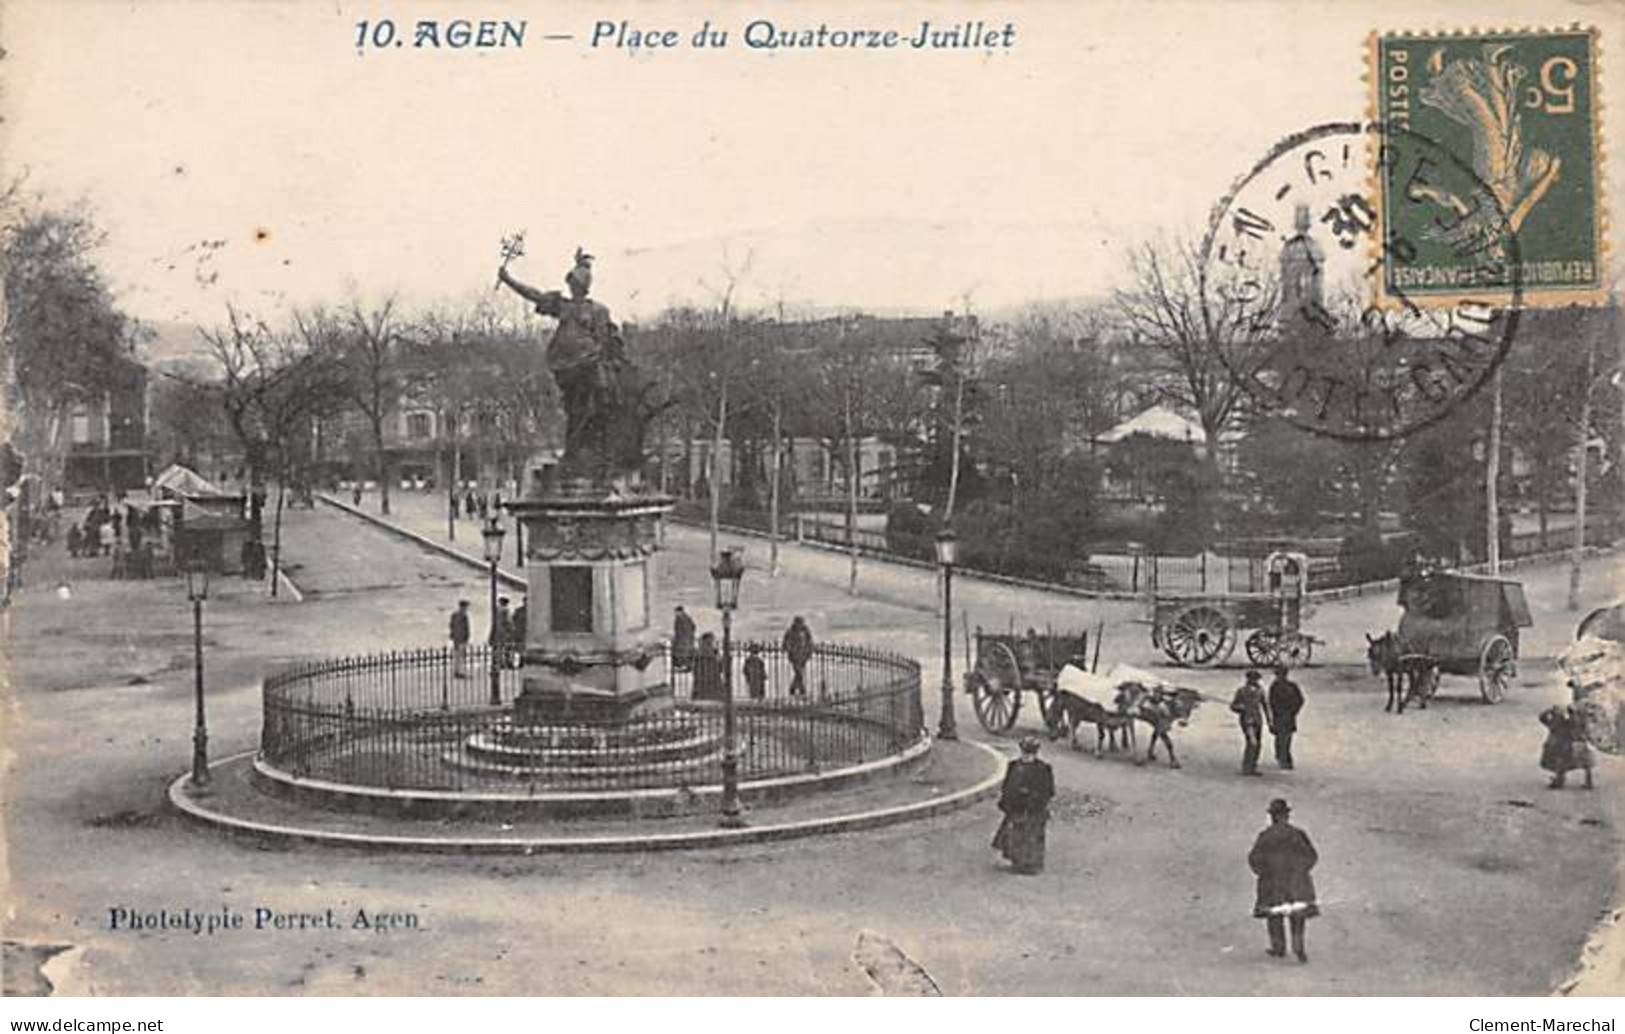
497 247 654 485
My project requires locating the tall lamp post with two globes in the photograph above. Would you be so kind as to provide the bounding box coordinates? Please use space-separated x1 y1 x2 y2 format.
710 547 747 828
936 527 959 741
481 514 507 706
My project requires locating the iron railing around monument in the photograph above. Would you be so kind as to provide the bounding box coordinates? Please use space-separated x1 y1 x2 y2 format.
260 642 924 794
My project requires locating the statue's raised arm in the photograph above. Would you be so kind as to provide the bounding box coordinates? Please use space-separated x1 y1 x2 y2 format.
497 265 564 317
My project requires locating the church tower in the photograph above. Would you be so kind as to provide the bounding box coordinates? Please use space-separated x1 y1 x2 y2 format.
1278 202 1326 332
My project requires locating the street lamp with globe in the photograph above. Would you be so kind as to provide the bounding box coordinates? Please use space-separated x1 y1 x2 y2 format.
186 559 211 787
481 514 507 706
710 546 747 828
936 527 959 741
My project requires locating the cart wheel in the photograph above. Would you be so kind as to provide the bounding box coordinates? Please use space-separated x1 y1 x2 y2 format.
1280 635 1312 668
1162 606 1232 667
970 642 1023 731
1245 630 1281 667
1479 635 1516 704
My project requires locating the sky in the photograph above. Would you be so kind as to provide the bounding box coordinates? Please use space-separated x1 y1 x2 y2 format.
4 0 1623 331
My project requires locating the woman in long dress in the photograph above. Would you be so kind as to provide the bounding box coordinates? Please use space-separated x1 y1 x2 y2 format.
992 736 1055 875
1540 704 1594 789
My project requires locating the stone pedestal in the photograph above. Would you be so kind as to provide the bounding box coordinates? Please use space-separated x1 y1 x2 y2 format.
505 481 674 725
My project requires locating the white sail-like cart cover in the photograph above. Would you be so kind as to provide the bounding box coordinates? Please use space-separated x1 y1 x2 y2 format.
1559 636 1625 755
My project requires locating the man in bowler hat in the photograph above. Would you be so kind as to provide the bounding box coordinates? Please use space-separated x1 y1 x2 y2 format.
1249 798 1319 962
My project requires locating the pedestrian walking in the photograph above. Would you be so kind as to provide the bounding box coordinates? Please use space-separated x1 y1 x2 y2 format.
449 600 472 678
743 644 767 700
352 484 363 507
992 736 1055 875
671 605 696 673
508 600 527 667
692 632 724 702
1268 664 1304 770
1540 703 1595 790
1248 798 1319 962
464 489 477 519
782 615 814 698
1230 669 1271 775
98 520 116 558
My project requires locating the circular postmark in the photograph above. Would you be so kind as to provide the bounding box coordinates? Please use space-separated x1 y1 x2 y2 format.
1200 121 1523 441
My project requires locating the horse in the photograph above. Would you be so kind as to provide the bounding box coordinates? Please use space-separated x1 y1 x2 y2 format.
1114 682 1205 769
1365 631 1438 713
1047 689 1136 757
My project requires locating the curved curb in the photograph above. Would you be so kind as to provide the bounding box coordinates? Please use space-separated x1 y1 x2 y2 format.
250 735 934 819
167 740 1005 854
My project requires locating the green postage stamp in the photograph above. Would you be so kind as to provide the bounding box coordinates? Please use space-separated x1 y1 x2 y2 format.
1371 28 1603 306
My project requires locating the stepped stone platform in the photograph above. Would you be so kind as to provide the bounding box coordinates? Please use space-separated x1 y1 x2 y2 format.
169 738 1004 854
449 715 724 779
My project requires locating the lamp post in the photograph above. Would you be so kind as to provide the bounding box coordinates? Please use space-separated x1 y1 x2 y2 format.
710 546 747 828
186 560 211 787
936 527 959 741
481 514 507 706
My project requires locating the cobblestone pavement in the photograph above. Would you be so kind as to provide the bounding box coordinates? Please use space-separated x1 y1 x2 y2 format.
2 504 1622 995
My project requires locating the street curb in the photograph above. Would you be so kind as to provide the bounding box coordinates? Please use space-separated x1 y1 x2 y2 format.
669 516 1153 603
674 516 1622 606
274 568 304 602
166 740 1005 854
317 494 526 590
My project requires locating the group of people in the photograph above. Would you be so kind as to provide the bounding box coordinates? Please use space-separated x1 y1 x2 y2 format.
994 736 1321 962
447 595 528 678
669 604 819 702
65 496 161 579
453 489 496 523
1229 665 1306 775
671 607 817 702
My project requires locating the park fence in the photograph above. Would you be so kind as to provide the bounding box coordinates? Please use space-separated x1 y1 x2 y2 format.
671 503 1624 598
259 641 924 794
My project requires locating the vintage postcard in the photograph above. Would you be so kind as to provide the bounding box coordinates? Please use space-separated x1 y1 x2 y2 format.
2 0 1624 1006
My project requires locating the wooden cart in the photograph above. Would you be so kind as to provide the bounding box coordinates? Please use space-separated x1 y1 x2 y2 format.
1150 551 1318 667
1394 568 1533 703
965 625 1095 733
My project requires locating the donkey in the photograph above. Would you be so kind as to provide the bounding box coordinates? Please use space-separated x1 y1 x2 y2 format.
1047 689 1136 756
1115 682 1205 769
1365 631 1438 713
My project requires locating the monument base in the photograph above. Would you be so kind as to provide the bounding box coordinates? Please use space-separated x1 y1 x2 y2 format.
513 667 674 725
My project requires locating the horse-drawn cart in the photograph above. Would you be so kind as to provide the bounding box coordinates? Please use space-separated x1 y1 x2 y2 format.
1150 551 1318 668
964 625 1095 733
1392 568 1533 703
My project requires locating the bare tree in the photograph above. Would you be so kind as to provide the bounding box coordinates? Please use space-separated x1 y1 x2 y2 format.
299 298 403 515
197 305 344 594
1113 236 1278 472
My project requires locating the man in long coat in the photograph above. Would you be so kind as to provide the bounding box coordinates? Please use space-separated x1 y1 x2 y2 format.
1249 797 1319 962
671 605 696 673
992 736 1055 875
449 600 472 678
783 615 814 698
1268 664 1305 770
